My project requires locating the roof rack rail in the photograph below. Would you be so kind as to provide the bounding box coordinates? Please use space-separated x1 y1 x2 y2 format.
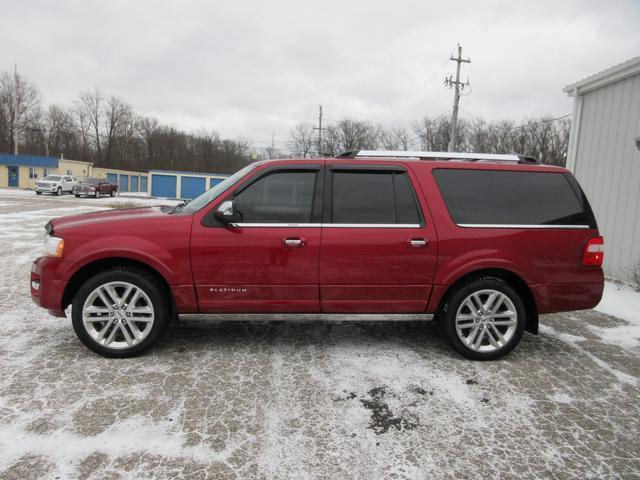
337 150 538 164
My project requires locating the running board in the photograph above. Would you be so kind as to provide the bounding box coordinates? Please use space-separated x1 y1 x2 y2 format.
178 313 434 322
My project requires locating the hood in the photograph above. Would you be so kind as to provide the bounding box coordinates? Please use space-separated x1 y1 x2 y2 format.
48 207 168 234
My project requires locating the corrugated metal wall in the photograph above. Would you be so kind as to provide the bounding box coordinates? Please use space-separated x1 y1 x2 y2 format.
573 73 640 281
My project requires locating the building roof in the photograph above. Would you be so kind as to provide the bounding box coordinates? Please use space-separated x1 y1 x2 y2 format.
149 169 229 177
0 153 59 169
564 56 640 96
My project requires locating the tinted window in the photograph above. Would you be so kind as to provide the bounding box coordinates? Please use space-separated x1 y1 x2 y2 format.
234 170 316 223
433 169 595 226
331 171 421 224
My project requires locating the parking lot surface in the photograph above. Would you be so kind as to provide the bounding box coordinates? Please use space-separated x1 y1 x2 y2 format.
0 192 638 479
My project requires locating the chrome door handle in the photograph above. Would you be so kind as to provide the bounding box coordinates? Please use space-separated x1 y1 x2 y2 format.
408 238 428 247
283 237 306 247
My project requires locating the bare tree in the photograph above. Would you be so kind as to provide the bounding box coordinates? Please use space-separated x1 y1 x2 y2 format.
47 105 79 158
380 127 413 150
0 71 41 154
289 122 315 157
322 119 380 156
76 88 103 164
104 95 132 164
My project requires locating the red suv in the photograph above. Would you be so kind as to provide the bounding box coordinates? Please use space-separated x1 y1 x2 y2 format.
30 151 604 360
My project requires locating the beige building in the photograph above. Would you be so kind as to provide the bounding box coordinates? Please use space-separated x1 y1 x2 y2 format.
0 153 147 193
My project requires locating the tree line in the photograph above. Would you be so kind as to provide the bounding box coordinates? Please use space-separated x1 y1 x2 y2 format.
0 69 571 174
0 71 251 174
289 115 571 166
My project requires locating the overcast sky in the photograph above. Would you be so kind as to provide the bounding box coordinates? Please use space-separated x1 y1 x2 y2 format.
2 0 639 150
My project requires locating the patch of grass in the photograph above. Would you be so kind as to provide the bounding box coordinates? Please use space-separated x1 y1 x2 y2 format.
105 201 143 210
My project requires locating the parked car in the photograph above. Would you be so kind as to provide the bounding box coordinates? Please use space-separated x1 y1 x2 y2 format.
73 177 118 198
31 151 604 359
35 175 77 195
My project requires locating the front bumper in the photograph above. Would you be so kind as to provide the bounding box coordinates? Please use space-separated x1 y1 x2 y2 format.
36 185 58 193
31 257 67 317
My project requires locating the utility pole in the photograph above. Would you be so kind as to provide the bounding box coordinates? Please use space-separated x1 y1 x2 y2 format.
444 44 470 152
13 64 19 155
313 105 323 156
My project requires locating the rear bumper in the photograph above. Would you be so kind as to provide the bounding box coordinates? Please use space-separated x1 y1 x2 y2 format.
31 257 67 316
531 282 604 314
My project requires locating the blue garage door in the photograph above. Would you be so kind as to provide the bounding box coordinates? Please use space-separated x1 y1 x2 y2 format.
209 177 224 189
181 176 206 200
151 174 177 198
140 176 148 193
119 174 129 192
107 173 117 185
130 175 139 192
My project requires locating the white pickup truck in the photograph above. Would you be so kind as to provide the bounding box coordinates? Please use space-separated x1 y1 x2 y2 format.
36 175 77 195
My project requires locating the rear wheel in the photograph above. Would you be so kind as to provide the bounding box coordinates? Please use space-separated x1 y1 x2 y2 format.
75 194 80 198
110 189 116 197
56 187 62 196
94 189 99 198
71 268 169 357
36 191 42 195
438 277 526 360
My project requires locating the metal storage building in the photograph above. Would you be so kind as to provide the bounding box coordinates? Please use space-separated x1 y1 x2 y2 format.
149 170 228 199
92 167 148 194
564 56 640 282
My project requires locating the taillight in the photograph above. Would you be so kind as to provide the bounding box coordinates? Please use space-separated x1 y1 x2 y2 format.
582 237 604 266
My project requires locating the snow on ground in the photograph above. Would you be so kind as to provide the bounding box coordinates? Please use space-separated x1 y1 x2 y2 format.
0 193 639 479
589 282 640 350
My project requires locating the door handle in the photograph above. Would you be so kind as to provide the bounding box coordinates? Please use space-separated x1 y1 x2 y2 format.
283 237 306 247
408 238 429 248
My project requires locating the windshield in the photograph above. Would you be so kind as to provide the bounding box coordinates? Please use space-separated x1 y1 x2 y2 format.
43 176 61 181
180 162 264 214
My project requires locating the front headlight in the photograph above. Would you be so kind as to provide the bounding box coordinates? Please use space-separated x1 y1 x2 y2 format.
43 235 64 257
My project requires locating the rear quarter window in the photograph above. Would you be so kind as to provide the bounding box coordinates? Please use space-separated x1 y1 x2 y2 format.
432 169 597 228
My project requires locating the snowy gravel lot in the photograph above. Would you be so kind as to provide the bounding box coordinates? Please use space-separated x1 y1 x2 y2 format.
0 190 639 479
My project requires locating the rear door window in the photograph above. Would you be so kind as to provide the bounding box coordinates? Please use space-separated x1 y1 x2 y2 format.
433 169 596 227
330 170 422 225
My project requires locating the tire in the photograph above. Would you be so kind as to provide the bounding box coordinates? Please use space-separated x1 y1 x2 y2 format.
438 277 526 360
94 189 99 198
56 187 62 196
75 194 80 198
71 267 169 358
36 191 42 195
110 189 116 197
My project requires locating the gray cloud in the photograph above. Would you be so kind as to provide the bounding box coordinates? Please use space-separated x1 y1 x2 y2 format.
2 0 639 149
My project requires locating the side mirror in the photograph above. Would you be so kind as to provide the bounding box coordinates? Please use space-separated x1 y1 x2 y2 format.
213 200 241 225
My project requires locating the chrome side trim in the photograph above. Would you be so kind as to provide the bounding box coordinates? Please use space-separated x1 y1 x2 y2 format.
179 313 434 322
231 223 321 228
231 223 422 228
457 223 591 229
323 223 421 229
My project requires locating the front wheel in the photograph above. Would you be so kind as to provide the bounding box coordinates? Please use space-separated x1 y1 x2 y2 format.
94 189 99 198
71 268 169 357
110 189 116 197
56 187 62 196
438 277 526 360
36 191 42 195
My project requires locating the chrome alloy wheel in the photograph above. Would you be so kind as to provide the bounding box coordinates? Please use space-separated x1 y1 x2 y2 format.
82 281 155 349
455 289 518 353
